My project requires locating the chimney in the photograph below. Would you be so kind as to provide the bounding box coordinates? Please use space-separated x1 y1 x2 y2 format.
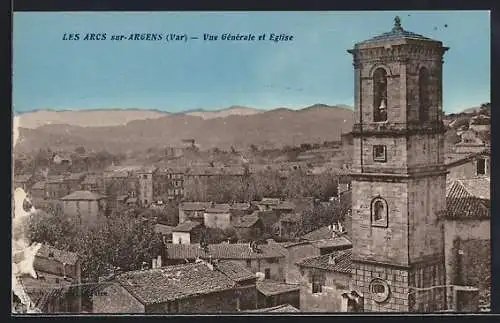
157 255 162 268
152 258 157 269
328 255 336 265
338 221 344 233
62 262 67 279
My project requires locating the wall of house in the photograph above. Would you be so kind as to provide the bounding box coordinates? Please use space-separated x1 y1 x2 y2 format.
237 283 258 310
447 157 490 180
92 283 145 313
179 209 205 224
172 232 191 245
33 257 79 279
62 200 99 223
138 172 154 205
283 243 321 284
298 268 350 312
257 290 300 309
227 258 285 282
204 212 231 229
146 289 239 313
443 219 490 290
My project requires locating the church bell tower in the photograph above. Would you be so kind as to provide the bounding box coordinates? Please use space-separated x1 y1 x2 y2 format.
347 17 449 312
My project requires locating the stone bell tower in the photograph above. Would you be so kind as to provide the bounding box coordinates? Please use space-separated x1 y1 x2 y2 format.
347 17 449 312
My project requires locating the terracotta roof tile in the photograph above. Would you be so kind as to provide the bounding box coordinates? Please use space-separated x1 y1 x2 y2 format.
445 179 490 220
246 304 300 312
180 202 212 211
173 221 201 232
165 243 286 260
115 262 236 304
256 280 300 296
60 190 105 201
36 244 79 265
216 261 255 283
296 249 352 274
234 215 260 228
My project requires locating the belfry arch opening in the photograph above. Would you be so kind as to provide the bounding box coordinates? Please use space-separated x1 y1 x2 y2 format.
419 67 430 122
373 68 388 122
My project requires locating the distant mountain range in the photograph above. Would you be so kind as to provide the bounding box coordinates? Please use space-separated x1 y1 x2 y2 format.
15 104 354 152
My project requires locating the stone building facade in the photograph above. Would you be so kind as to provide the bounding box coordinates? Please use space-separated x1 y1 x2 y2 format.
347 17 448 312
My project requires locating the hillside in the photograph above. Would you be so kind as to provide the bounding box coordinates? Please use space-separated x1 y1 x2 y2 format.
15 109 170 129
15 104 354 153
185 106 263 119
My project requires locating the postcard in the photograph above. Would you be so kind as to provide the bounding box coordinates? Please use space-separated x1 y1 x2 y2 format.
12 10 491 314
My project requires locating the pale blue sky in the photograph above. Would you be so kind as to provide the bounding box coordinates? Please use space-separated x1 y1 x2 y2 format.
13 11 490 114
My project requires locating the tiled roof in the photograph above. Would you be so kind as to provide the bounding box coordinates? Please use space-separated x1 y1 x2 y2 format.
216 260 256 283
302 226 335 241
172 221 201 232
154 224 175 235
234 214 260 228
114 262 236 304
60 190 105 201
356 17 438 46
258 198 281 205
46 175 66 183
445 179 490 220
19 272 73 310
256 280 300 296
165 243 286 260
246 304 300 313
445 150 490 167
311 236 353 250
180 202 212 211
64 173 86 181
31 181 46 190
36 244 79 265
296 249 352 274
81 175 99 185
205 204 231 213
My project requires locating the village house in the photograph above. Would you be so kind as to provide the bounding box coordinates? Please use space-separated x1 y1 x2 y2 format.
153 167 185 201
445 150 490 182
164 242 287 282
233 213 264 242
468 115 490 132
171 221 203 245
453 129 489 154
256 279 300 309
13 244 81 313
92 260 257 313
64 173 87 192
60 191 107 225
30 181 46 201
13 174 34 192
229 202 256 224
442 178 491 310
278 213 302 239
137 166 158 206
296 249 353 312
178 202 212 224
204 203 232 229
154 223 175 244
80 174 102 193
45 175 71 199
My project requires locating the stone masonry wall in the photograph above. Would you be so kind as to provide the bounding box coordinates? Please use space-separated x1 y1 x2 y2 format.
352 261 409 312
351 180 409 265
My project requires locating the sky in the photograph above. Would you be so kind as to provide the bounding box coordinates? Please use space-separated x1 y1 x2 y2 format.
12 11 490 114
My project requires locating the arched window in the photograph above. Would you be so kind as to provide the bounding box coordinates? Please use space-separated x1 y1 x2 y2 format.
419 67 430 122
371 197 388 227
373 68 388 122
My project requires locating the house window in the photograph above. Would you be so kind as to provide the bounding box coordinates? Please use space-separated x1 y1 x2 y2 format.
370 278 390 303
246 259 251 268
264 268 271 279
373 68 388 122
312 274 323 294
419 67 430 122
371 197 388 227
178 237 182 244
477 158 486 175
373 145 387 162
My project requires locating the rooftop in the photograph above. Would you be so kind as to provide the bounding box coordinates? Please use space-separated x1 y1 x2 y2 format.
154 224 175 235
165 242 286 260
180 202 212 211
296 249 352 274
355 16 441 47
31 181 46 190
172 221 201 233
18 271 74 310
256 279 300 296
445 179 490 220
233 214 261 228
60 190 106 201
14 174 33 182
216 260 256 283
205 204 231 213
35 244 79 265
113 262 237 304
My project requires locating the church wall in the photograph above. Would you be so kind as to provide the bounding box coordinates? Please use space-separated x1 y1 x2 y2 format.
351 180 409 265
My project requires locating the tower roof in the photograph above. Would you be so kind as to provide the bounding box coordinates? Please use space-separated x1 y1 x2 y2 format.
355 16 440 47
